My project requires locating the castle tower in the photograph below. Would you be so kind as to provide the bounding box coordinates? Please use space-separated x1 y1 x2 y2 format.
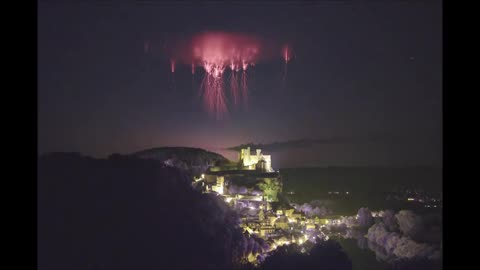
256 149 261 158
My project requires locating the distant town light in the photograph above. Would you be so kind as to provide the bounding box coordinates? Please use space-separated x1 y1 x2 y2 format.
407 198 415 201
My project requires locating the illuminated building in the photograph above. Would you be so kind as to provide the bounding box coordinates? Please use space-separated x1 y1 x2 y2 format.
291 210 302 219
259 225 275 237
202 147 282 203
284 208 295 217
274 216 290 230
266 212 278 226
211 176 224 194
239 147 273 172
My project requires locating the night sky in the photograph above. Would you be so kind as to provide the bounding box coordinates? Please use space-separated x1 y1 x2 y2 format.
38 1 442 168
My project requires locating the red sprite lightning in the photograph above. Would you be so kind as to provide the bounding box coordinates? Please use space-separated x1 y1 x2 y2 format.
190 32 261 118
158 32 291 119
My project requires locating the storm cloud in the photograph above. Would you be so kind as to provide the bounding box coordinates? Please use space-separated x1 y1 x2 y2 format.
227 134 437 153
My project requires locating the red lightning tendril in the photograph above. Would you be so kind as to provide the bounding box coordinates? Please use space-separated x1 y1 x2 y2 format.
170 59 175 73
282 45 292 82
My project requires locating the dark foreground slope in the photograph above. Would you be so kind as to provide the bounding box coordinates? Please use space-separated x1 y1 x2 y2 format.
38 153 242 270
38 153 352 270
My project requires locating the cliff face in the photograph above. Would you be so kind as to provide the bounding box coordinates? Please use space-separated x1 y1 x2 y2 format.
130 147 229 176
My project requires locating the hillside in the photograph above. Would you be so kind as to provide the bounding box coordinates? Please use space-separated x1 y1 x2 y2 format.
130 147 230 176
37 152 352 270
37 153 243 270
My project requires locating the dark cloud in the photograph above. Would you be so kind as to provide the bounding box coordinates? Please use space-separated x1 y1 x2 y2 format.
226 134 434 153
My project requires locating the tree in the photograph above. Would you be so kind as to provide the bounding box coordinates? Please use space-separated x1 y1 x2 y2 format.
395 210 423 238
382 209 398 231
258 179 282 202
357 207 374 227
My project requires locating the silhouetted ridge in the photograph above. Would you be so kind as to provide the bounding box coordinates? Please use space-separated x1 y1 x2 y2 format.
38 154 240 270
131 146 229 175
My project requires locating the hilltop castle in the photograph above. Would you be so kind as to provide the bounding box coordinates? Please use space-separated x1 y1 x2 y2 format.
197 147 282 204
239 147 273 172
